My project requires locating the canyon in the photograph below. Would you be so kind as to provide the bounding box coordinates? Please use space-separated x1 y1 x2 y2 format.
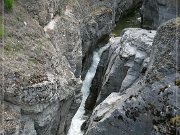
0 0 179 135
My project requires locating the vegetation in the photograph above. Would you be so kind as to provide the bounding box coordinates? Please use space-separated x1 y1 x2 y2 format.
171 115 180 126
14 43 23 51
29 57 38 64
4 0 14 10
0 16 4 39
4 41 23 52
4 41 13 51
175 80 180 86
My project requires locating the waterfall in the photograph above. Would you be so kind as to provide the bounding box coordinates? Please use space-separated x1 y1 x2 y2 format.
67 43 110 135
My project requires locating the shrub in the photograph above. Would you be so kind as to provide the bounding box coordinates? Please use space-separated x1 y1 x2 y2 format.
0 16 4 39
4 0 14 10
4 41 13 51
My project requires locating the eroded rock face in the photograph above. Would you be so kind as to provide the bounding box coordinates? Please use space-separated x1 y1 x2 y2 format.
19 0 143 80
80 0 143 79
19 0 69 26
85 28 156 110
141 0 179 29
0 3 81 135
1 1 144 134
85 18 180 135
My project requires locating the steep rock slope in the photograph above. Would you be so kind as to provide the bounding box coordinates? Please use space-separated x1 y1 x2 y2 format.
0 2 81 135
0 0 143 134
141 0 179 29
86 18 180 135
19 0 143 80
85 28 156 110
80 0 142 79
19 0 69 26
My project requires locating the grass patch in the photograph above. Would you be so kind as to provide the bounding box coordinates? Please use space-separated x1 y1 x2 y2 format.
16 13 23 22
14 43 23 51
4 0 15 10
0 16 4 39
4 41 13 51
4 41 23 52
29 57 38 64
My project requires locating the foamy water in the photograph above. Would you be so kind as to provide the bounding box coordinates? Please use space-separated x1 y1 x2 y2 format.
67 43 111 135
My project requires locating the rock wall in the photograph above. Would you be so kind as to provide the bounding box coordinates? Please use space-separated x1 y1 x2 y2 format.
0 2 81 135
85 28 156 111
80 0 143 79
0 0 143 134
19 0 143 80
86 18 180 135
141 0 179 29
19 0 69 26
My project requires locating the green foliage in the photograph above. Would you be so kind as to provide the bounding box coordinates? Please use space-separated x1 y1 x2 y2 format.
0 16 4 39
14 43 23 51
35 41 44 54
16 13 23 22
4 0 14 10
4 41 23 52
29 57 38 64
4 41 13 51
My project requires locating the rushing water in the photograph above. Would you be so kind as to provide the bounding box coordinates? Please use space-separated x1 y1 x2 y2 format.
68 44 110 135
67 10 141 135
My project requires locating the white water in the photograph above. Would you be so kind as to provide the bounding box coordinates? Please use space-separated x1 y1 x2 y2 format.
67 43 110 135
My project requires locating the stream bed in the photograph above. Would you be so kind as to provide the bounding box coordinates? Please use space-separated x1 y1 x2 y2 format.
67 44 110 135
68 9 141 135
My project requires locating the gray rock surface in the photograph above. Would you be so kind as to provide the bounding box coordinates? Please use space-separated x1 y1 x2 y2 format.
85 28 156 111
2 0 179 135
86 18 180 135
80 0 143 79
0 3 81 135
19 0 68 26
1 1 144 134
21 0 143 80
141 0 179 29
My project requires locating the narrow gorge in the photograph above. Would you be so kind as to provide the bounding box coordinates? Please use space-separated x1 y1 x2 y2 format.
0 0 179 135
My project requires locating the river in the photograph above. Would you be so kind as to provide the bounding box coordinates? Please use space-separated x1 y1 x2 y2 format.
67 43 110 135
68 9 141 135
